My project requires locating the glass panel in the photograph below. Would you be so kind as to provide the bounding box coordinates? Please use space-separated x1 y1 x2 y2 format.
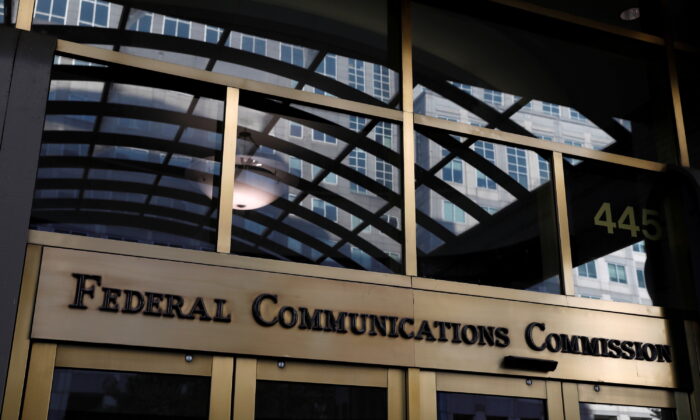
580 402 675 420
416 126 560 294
255 380 386 420
1 0 18 24
438 391 546 420
32 0 399 107
677 52 700 168
517 0 664 35
230 93 403 274
412 2 677 163
49 368 210 419
565 159 687 307
30 55 225 251
670 0 700 46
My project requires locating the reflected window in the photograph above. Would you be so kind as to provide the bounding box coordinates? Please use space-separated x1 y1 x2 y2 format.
242 35 266 55
128 10 151 32
438 391 546 420
608 263 628 283
280 44 304 67
483 88 503 107
48 368 210 420
637 269 646 288
580 403 675 420
473 140 497 189
78 0 109 27
578 261 597 278
162 17 191 38
255 380 386 420
507 147 528 187
542 101 560 116
35 0 67 24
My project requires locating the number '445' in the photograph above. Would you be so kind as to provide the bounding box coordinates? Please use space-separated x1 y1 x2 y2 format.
593 202 662 240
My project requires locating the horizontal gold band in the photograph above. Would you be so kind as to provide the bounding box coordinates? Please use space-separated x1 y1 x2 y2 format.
414 114 667 172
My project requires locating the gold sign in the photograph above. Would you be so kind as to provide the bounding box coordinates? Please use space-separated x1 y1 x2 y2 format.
32 247 678 387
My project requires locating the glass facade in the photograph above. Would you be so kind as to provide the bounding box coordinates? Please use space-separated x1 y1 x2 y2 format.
23 0 698 298
2 0 699 418
30 56 226 251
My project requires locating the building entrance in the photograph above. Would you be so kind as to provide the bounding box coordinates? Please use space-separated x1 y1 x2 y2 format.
16 341 688 420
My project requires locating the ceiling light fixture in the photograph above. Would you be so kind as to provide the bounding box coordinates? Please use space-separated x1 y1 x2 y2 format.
231 131 285 211
620 7 641 21
187 131 286 211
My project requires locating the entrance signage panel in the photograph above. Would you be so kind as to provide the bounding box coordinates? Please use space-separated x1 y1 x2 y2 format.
32 247 677 387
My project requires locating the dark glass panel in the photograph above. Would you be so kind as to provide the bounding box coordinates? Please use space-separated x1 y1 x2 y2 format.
677 52 700 168
230 92 403 273
437 391 546 420
565 159 689 307
416 125 560 294
255 380 386 420
516 0 664 35
30 55 225 251
48 368 210 419
580 403 675 420
670 0 700 46
412 2 677 163
1 0 17 25
31 0 399 107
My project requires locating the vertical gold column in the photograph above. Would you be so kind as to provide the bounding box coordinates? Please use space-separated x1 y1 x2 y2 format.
14 0 35 30
552 152 574 295
545 381 565 420
407 369 436 420
232 358 256 420
400 0 417 276
217 87 240 253
388 369 406 420
1 245 42 420
561 382 581 420
666 43 690 167
209 356 234 420
20 342 57 420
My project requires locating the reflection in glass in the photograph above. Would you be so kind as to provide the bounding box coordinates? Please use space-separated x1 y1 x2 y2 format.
412 2 677 162
30 56 225 251
48 368 210 419
231 93 403 273
255 380 386 420
416 126 560 293
565 159 684 306
32 0 399 107
513 1 663 35
677 53 700 168
0 0 17 24
438 391 546 420
580 402 675 420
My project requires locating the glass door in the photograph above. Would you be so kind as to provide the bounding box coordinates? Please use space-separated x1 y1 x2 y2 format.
20 343 234 420
563 382 690 420
231 358 403 420
415 371 563 420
